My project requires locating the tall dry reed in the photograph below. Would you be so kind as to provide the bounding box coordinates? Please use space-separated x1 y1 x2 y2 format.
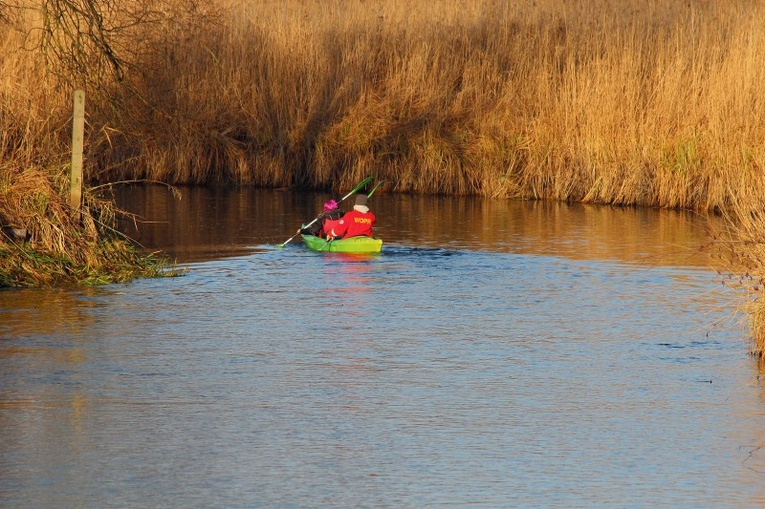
703 201 765 359
5 0 765 209
68 0 764 212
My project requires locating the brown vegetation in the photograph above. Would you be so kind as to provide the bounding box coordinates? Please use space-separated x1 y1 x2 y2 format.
101 0 765 209
704 206 765 360
0 163 172 287
3 0 765 204
0 0 185 287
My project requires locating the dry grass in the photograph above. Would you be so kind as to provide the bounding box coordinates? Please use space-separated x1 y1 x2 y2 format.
4 0 765 207
0 163 174 287
0 8 177 287
703 202 765 359
88 0 765 210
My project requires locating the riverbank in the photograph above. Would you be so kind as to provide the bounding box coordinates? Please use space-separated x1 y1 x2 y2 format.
0 166 172 287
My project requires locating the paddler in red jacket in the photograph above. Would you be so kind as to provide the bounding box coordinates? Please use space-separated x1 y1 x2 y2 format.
301 199 344 238
324 194 376 239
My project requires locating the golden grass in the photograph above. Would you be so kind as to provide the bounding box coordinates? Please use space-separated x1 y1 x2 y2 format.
0 7 178 287
0 162 175 287
132 0 765 208
702 201 765 359
3 0 765 207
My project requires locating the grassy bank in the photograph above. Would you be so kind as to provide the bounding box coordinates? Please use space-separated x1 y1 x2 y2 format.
0 164 172 287
0 3 176 287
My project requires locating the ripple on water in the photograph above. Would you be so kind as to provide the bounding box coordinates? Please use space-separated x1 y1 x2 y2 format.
0 241 764 507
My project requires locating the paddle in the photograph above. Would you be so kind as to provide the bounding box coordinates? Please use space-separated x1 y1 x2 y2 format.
278 176 374 247
367 180 384 198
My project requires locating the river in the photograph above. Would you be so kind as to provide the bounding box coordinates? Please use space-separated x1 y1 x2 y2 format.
1 185 764 507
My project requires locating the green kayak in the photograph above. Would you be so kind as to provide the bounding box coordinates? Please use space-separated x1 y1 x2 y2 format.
301 234 383 253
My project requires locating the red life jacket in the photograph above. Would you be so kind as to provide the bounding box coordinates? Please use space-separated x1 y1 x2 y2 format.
325 209 376 238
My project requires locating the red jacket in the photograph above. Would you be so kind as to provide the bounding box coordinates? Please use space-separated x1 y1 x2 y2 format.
324 207 376 238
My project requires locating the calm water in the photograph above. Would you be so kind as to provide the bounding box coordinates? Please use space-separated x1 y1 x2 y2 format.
1 186 764 507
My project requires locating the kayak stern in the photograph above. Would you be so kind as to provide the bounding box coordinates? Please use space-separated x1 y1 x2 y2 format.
301 234 383 253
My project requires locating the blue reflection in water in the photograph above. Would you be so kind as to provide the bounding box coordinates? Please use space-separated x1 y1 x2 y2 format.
1 244 764 507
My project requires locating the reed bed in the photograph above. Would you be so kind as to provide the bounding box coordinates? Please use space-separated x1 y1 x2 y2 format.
4 0 765 206
77 0 764 211
703 201 765 360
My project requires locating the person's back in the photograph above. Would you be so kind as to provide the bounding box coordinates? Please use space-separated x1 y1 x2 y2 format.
302 200 344 237
325 194 375 239
318 207 344 237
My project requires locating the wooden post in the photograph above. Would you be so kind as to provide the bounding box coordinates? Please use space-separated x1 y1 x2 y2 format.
70 89 85 211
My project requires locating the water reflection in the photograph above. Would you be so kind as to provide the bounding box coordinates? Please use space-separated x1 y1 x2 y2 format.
1 186 763 507
112 185 716 267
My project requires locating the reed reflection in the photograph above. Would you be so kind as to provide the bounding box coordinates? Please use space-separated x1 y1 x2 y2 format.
113 184 718 268
0 288 101 337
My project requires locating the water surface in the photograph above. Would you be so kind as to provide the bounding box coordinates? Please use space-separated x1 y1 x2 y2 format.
1 186 764 507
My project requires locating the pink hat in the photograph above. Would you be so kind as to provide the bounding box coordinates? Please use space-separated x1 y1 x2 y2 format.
323 199 338 212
